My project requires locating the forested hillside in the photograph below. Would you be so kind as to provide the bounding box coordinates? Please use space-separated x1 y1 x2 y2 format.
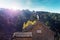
0 9 60 40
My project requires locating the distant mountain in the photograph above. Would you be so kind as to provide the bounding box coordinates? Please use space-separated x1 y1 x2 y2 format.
0 8 60 40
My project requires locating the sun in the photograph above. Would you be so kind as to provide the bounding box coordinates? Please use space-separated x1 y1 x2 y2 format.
1 3 22 16
6 4 22 10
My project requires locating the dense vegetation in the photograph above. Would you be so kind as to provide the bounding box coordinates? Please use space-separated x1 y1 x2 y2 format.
0 9 60 40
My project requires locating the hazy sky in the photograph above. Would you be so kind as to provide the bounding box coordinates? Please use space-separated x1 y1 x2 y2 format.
0 0 60 13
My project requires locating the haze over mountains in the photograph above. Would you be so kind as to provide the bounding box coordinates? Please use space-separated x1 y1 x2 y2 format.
0 8 60 40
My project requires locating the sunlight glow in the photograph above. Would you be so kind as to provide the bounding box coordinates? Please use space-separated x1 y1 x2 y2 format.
0 1 23 16
0 1 22 10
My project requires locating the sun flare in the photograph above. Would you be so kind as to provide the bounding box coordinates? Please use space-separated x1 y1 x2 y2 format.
0 2 22 10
